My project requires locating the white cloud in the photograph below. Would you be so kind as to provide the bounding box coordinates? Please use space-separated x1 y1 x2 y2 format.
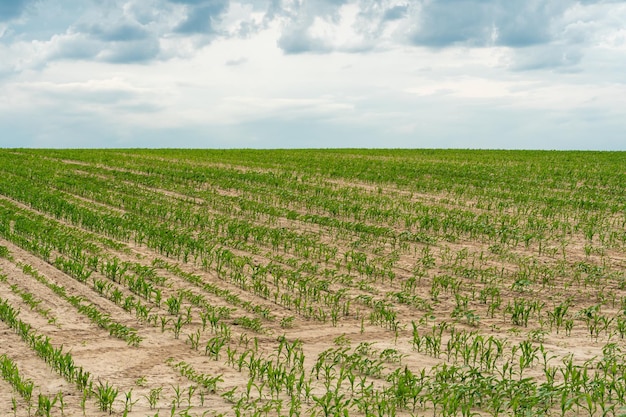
0 0 625 149
214 96 354 124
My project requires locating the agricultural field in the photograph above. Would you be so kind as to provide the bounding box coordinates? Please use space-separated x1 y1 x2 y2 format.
0 148 624 417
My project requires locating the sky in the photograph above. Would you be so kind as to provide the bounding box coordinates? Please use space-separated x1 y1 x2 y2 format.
0 0 625 149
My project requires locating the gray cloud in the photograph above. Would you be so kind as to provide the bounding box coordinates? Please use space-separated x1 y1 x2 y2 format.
273 0 351 54
169 0 220 4
0 0 624 72
47 34 101 60
46 29 161 64
38 0 197 65
277 26 329 54
494 3 560 47
409 1 494 47
172 0 229 34
0 0 36 22
382 4 408 21
1 0 235 69
263 0 282 22
401 0 621 70
225 57 247 65
85 22 150 42
97 38 160 63
510 45 583 71
268 0 616 69
271 0 574 55
408 1 572 48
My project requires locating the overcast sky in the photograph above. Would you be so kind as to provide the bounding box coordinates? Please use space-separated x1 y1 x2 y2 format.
1 0 625 149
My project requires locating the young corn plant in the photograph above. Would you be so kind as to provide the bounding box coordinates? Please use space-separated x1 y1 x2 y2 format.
36 393 57 417
95 380 118 414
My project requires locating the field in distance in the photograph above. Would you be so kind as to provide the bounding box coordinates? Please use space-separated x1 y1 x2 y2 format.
0 149 624 416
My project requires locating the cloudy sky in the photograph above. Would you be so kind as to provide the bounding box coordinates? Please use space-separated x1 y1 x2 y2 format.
1 0 625 149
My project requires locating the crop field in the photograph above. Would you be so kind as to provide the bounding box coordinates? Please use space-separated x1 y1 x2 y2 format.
0 149 624 417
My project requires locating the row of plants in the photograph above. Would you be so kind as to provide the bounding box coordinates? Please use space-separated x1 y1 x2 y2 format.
0 149 624 417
